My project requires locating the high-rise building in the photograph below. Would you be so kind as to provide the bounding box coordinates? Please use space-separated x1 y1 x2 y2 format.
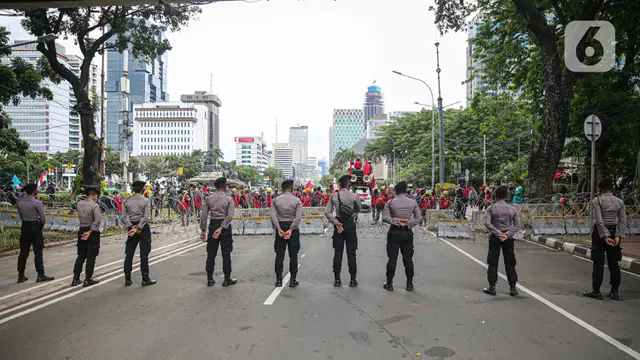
363 85 384 131
318 157 328 177
234 136 270 173
106 30 168 150
328 126 334 166
466 15 514 107
289 125 308 174
273 147 294 179
367 113 389 139
332 109 364 158
3 41 99 155
132 102 208 157
180 91 221 150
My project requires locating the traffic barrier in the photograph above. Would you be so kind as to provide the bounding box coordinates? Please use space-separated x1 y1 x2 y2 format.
0 209 21 228
628 216 640 235
231 218 244 235
532 216 566 235
300 216 324 234
564 216 591 235
1 209 109 232
471 211 486 232
424 210 454 231
438 220 470 238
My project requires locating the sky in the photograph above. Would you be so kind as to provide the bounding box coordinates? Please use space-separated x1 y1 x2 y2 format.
2 0 469 163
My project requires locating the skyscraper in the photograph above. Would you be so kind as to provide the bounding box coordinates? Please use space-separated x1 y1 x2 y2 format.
273 147 294 179
180 91 222 150
332 109 364 158
106 30 168 150
318 157 328 177
363 84 384 131
289 125 309 174
4 41 99 155
328 126 334 166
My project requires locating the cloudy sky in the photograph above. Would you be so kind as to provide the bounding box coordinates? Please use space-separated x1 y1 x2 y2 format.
3 0 468 162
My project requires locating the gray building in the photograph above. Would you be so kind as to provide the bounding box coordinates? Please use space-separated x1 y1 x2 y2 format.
106 29 168 150
363 85 384 132
180 91 222 150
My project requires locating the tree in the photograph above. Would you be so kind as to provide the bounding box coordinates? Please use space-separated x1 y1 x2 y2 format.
430 0 639 197
320 175 334 187
329 149 361 174
264 167 283 187
104 146 120 178
144 156 164 181
16 5 201 188
0 27 57 155
236 166 260 185
127 156 144 180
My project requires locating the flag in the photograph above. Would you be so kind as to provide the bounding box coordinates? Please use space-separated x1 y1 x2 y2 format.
363 159 372 175
370 175 376 190
37 171 47 188
12 175 20 188
305 180 313 191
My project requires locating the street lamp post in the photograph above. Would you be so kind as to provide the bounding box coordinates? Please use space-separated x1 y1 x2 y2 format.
435 42 445 184
392 70 436 187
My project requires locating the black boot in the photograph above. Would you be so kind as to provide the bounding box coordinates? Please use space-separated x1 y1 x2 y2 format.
207 272 215 287
222 275 237 287
17 274 28 283
509 283 518 297
609 287 619 300
289 274 299 288
583 290 603 300
124 273 133 287
483 282 496 296
406 278 414 291
71 274 82 287
275 273 283 287
83 278 100 287
349 275 358 288
383 281 394 291
36 274 55 282
141 273 157 287
333 273 342 287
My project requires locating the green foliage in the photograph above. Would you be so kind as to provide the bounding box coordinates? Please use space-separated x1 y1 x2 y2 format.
329 149 362 174
320 175 334 187
142 151 203 182
263 167 283 188
236 166 260 186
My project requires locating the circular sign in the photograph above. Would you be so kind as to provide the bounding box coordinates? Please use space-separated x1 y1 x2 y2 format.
583 115 602 141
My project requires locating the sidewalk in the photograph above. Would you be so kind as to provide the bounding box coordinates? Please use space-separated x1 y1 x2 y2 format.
522 231 640 275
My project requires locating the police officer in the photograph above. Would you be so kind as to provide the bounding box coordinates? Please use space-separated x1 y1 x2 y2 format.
381 181 422 291
325 174 361 287
200 177 237 287
16 183 54 283
584 179 627 300
270 179 303 288
483 185 520 296
71 188 102 287
121 180 156 287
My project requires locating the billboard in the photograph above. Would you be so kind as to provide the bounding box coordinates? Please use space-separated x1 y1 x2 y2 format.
236 137 255 143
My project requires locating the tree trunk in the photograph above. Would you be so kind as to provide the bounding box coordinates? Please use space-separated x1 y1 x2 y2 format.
77 89 101 188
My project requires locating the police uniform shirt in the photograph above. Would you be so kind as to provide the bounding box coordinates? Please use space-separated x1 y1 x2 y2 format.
325 189 362 225
17 195 46 225
270 192 303 230
121 194 151 229
592 193 628 238
77 199 101 231
484 200 521 237
382 194 423 229
200 191 235 231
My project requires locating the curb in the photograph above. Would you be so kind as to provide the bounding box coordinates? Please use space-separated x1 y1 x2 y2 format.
522 231 640 276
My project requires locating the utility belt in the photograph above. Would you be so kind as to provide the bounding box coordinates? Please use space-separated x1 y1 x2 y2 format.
390 225 410 231
21 220 41 226
279 221 298 232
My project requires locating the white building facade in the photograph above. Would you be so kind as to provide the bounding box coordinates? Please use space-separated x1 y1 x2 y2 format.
132 102 208 156
289 125 308 168
235 136 269 173
273 147 294 180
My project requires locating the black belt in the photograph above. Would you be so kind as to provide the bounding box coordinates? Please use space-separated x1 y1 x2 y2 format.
22 221 40 225
390 225 410 230
279 221 296 231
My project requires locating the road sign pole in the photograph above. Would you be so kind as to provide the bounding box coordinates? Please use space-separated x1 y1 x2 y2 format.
584 115 601 227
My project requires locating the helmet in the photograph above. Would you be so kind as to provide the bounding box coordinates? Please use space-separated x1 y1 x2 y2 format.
443 191 449 195
267 188 272 193
426 191 432 195
381 186 386 190
232 188 238 193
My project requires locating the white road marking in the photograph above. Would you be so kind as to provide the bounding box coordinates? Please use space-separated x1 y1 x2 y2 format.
0 236 198 303
263 254 305 305
0 242 203 321
431 232 640 360
571 254 640 279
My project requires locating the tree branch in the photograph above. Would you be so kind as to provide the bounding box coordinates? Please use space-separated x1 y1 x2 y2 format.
36 41 78 87
53 9 66 33
548 0 565 25
80 28 113 90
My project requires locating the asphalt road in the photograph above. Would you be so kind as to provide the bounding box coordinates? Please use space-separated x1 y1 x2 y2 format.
1 223 639 360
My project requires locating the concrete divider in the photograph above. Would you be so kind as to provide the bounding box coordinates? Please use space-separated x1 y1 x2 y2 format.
629 216 640 235
471 211 486 232
1 209 109 232
564 216 591 235
231 219 244 235
424 210 454 231
438 220 470 238
532 216 566 235
300 216 324 234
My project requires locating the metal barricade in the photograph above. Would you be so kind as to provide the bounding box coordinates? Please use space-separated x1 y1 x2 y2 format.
564 216 591 235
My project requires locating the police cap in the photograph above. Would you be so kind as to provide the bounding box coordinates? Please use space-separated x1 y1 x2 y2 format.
131 180 146 193
214 177 227 190
281 179 294 190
